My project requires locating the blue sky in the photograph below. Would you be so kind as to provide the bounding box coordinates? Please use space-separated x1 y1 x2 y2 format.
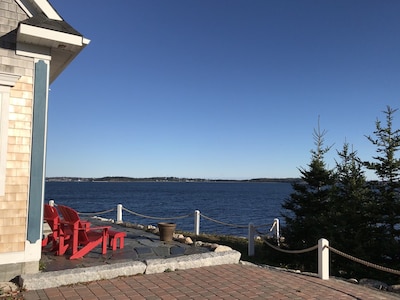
46 0 400 179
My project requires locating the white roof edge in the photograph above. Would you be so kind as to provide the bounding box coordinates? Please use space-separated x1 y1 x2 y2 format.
34 0 62 20
19 23 83 46
15 0 33 18
83 37 90 45
15 0 62 21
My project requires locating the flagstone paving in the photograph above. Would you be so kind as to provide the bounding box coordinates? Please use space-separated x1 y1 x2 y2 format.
39 220 209 272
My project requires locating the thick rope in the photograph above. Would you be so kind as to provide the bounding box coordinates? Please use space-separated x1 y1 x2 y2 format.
122 207 191 220
328 246 400 276
255 228 276 236
77 208 115 216
200 213 249 228
254 223 273 229
264 239 318 254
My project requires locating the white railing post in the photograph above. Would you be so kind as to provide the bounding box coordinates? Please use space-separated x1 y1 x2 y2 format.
49 199 55 206
194 210 200 235
318 238 329 280
248 223 255 256
274 218 280 246
116 204 123 224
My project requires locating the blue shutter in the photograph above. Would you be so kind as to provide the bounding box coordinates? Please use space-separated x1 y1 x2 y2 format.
27 60 48 243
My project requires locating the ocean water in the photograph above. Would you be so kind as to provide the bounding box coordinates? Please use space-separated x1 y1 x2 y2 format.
45 181 293 236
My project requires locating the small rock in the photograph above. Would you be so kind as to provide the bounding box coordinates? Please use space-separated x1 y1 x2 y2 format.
209 243 220 250
389 284 400 293
195 241 204 247
147 225 156 230
214 245 232 252
0 282 18 294
359 278 389 290
185 237 193 245
92 216 114 223
347 278 358 284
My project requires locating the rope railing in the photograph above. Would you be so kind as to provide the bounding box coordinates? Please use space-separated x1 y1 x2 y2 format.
77 208 115 216
254 223 274 229
50 200 116 217
264 239 318 254
328 245 400 276
47 200 400 283
255 227 274 236
49 200 275 231
262 237 400 280
47 200 400 281
200 213 249 228
122 206 192 220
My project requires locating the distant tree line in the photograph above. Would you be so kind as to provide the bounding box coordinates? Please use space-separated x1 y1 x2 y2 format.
280 106 400 283
46 176 301 183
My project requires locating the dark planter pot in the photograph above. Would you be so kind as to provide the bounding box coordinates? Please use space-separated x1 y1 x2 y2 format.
158 222 176 242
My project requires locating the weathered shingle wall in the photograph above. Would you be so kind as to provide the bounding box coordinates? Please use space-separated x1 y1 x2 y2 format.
0 0 27 52
0 0 34 254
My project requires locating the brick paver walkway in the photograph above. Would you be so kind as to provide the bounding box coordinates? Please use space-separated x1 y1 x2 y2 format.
23 264 399 300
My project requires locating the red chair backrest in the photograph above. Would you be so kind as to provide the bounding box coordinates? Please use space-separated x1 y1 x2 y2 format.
44 204 60 231
57 205 90 243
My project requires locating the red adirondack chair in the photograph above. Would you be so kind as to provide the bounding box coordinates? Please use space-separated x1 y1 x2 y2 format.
57 205 110 260
42 204 71 255
42 204 58 249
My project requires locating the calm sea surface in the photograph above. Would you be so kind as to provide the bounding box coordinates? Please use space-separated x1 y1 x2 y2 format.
45 181 293 236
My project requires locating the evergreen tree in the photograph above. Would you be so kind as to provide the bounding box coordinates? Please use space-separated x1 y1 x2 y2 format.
332 143 372 246
364 106 400 266
279 108 400 279
330 143 380 277
282 122 335 252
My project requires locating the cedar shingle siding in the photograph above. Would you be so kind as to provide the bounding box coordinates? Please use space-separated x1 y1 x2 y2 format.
0 0 33 253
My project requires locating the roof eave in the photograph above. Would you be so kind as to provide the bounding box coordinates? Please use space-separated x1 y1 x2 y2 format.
16 23 90 83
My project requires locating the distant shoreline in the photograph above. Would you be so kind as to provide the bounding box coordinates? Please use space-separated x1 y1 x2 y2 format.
46 176 301 184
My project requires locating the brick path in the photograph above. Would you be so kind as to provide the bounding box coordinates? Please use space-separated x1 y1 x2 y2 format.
23 264 399 300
